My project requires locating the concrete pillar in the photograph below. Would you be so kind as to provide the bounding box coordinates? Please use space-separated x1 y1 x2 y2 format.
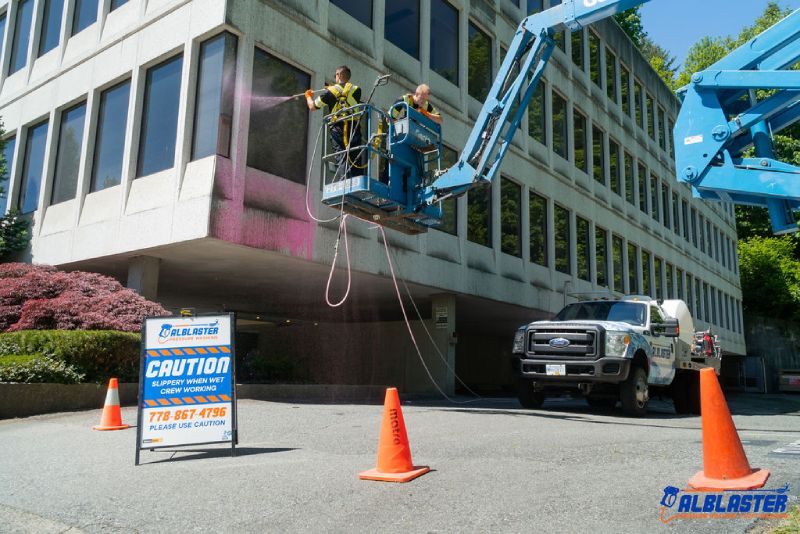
402 293 457 396
127 256 160 302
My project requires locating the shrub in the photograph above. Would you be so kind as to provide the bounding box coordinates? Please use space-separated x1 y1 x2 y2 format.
0 330 141 382
0 354 85 384
0 263 169 332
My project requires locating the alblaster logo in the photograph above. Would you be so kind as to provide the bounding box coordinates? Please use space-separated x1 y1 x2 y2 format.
158 320 220 344
659 484 791 523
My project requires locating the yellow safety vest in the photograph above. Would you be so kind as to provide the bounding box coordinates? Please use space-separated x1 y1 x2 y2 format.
391 94 439 120
315 82 360 121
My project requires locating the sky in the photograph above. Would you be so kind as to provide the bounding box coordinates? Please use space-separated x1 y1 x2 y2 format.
640 0 800 69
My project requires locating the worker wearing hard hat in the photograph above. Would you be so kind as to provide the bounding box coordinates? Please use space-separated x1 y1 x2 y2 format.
305 65 364 179
390 84 443 125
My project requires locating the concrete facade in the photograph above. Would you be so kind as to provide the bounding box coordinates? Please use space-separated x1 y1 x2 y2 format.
0 0 746 394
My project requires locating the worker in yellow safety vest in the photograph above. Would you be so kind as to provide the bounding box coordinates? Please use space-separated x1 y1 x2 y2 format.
390 84 443 125
306 65 364 179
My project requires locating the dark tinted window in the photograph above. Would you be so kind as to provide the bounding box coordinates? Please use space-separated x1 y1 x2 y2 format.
627 242 638 293
554 204 570 274
468 22 492 101
19 121 49 214
51 102 86 204
467 184 491 247
612 234 623 292
192 33 237 160
555 301 645 325
91 81 130 192
609 139 619 195
596 226 607 287
331 0 372 27
624 152 634 205
577 216 590 281
38 0 64 56
247 48 310 183
620 64 630 115
571 30 584 70
501 178 521 257
530 191 547 266
589 30 601 87
552 92 567 159
641 250 651 297
437 145 458 235
110 0 129 10
573 108 587 173
10 0 34 74
0 14 7 60
528 81 546 145
137 55 183 177
527 0 542 13
0 137 16 214
606 47 616 102
592 124 604 184
385 0 419 58
72 0 97 35
430 0 458 85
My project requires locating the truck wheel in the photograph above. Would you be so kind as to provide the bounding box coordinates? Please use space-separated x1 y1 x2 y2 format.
516 379 545 409
672 373 691 415
586 396 617 409
621 366 649 417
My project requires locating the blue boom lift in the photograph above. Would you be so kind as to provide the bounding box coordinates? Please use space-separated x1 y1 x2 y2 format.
321 0 800 235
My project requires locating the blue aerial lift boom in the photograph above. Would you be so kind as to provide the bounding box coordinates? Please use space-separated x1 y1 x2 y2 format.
321 0 800 235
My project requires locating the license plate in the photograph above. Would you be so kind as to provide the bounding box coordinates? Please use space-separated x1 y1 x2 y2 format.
546 364 566 376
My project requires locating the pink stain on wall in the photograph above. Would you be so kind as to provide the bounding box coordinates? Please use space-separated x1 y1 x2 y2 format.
211 159 316 259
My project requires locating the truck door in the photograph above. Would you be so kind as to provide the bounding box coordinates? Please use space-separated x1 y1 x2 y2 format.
648 305 676 385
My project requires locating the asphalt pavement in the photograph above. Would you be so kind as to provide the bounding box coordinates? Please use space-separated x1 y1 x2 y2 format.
1 393 799 533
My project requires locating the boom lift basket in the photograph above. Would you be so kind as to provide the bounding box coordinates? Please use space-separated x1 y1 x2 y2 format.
320 103 444 235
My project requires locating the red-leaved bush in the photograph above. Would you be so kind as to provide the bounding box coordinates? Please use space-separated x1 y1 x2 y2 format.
0 263 169 332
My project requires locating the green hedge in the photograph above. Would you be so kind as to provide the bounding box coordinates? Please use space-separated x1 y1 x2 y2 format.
0 330 141 383
0 354 86 384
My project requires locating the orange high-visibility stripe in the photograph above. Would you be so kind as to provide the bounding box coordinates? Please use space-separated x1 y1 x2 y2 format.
147 350 159 357
182 397 195 403
184 348 197 355
207 395 219 402
145 400 158 407
172 348 184 355
207 347 219 353
220 346 231 353
219 395 231 401
158 399 170 406
195 396 208 403
159 349 171 356
170 398 182 404
195 347 208 354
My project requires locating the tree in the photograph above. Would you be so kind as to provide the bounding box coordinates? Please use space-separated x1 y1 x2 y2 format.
0 263 169 332
614 8 646 49
641 38 677 89
0 211 30 259
738 236 800 322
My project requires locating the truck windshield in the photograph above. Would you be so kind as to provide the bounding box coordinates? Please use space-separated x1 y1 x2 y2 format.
554 301 646 326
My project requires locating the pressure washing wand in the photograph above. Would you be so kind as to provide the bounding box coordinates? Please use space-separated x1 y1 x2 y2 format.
291 88 324 99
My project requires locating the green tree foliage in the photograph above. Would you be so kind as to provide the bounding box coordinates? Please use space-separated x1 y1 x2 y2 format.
0 211 30 259
614 8 646 49
738 236 800 321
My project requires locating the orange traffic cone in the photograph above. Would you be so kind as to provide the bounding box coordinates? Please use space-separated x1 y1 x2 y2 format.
359 387 429 482
93 378 130 431
687 368 769 490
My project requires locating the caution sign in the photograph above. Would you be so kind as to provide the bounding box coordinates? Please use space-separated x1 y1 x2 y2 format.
135 313 237 464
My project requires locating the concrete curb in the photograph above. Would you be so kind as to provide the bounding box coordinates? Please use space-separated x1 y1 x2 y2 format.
0 383 389 419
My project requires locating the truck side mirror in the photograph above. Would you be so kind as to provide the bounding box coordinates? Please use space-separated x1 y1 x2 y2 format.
659 317 680 338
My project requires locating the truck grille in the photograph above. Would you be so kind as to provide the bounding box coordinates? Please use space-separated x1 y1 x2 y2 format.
526 327 600 359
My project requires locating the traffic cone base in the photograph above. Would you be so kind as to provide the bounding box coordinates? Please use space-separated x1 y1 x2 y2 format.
92 378 130 431
688 467 770 491
360 387 429 483
359 465 430 483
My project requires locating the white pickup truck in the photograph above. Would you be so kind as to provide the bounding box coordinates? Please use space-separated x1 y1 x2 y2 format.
511 296 721 416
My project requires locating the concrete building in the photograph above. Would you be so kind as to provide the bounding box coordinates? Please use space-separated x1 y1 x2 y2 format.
0 0 746 394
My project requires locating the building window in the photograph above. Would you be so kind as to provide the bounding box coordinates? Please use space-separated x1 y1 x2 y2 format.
467 184 492 247
612 234 623 292
573 108 587 173
650 174 659 221
657 106 666 151
555 204 570 274
672 191 680 234
10 0 34 74
192 32 238 161
596 226 607 287
91 81 130 192
430 0 458 85
634 79 643 129
702 282 710 322
571 29 584 70
661 182 669 228
706 219 713 257
637 162 646 213
676 267 683 300
592 124 604 184
527 0 543 13
646 93 655 140
530 191 547 266
330 0 372 27
667 118 675 158
605 47 617 103
620 64 630 116
642 250 651 297
1 137 17 214
385 0 419 58
609 139 620 195
528 81 546 145
627 242 638 294
588 30 601 88
552 91 568 159
624 151 634 205
51 102 86 205
247 48 310 184
654 257 662 300
72 0 97 36
0 14 7 61
468 22 492 101
691 208 698 247
577 216 590 281
137 54 183 178
39 0 64 57
695 279 703 320
18 121 49 214
685 274 693 314
501 178 521 257
681 199 689 240
110 0 129 11
437 146 458 235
